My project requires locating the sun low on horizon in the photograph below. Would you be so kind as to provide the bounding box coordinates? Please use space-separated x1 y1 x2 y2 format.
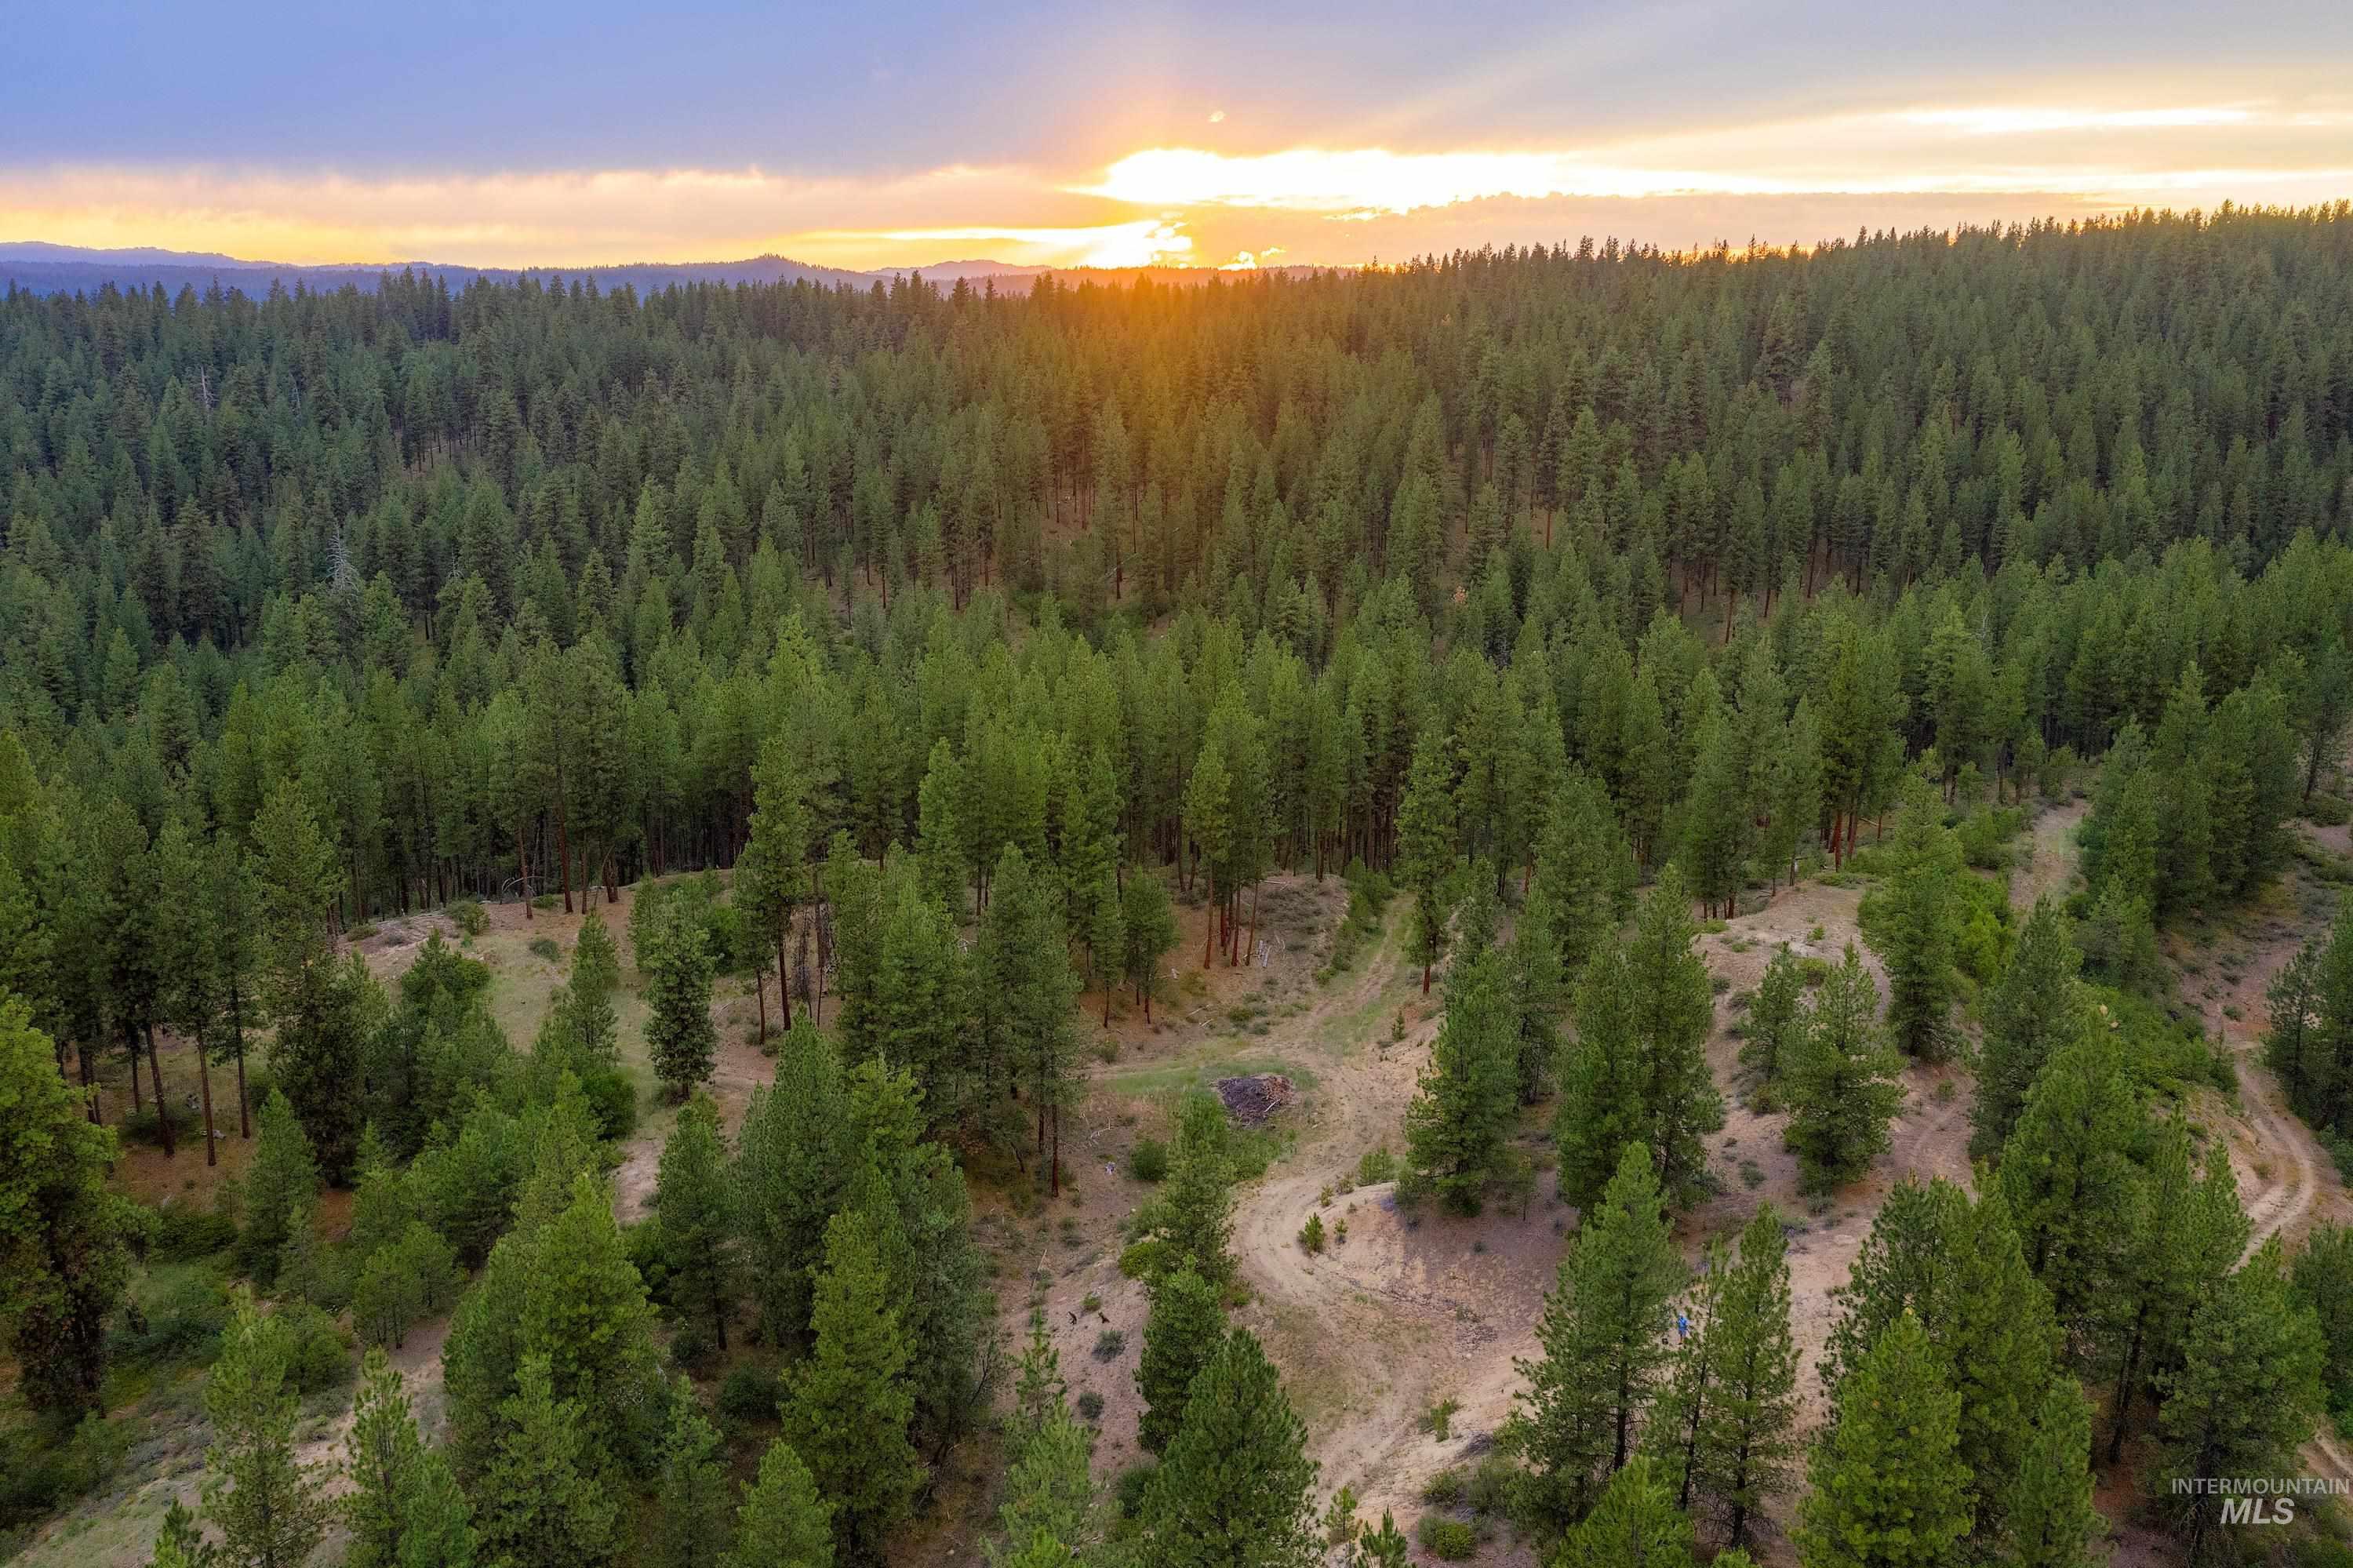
4 0 2352 274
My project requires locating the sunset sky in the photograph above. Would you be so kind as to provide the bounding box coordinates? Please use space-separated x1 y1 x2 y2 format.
7 0 2353 271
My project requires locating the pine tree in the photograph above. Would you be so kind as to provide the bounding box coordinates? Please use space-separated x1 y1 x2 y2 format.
1997 1028 2143 1334
2097 1123 2245 1462
1818 1177 1972 1399
655 1383 734 1568
1086 866 1125 1025
1794 1310 1971 1568
1874 780 1961 1060
1135 1091 1236 1284
2292 1223 2353 1429
1136 1265 1227 1454
1395 730 1457 992
786 1210 923 1563
1971 899 2088 1162
249 779 366 1173
1403 946 1519 1211
991 1403 1102 1566
1504 1143 1683 1530
979 844 1082 1189
1740 944 1806 1098
521 1171 667 1470
2266 935 2327 1115
1553 1455 1697 1568
727 1442 835 1568
1999 1379 2104 1568
1347 1511 1412 1568
2152 1237 2326 1562
642 899 718 1098
344 1348 476 1568
202 1296 332 1568
1692 1206 1798 1548
1642 1237 1726 1517
565 906 622 1068
1508 874 1569 1103
1680 676 1751 919
1783 944 1904 1194
1138 1330 1321 1568
151 1500 219 1568
1120 872 1180 1022
1555 866 1721 1210
0 995 139 1417
736 1019 854 1347
237 1090 319 1286
747 733 813 1019
1184 740 1232 972
473 1352 619 1568
1530 770 1637 978
656 1091 738 1356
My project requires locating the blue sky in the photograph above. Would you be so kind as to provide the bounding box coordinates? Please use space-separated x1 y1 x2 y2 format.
5 1 2352 268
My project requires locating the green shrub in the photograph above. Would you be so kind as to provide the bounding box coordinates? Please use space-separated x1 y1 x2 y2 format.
1420 1467 1466 1506
150 1201 239 1261
1355 1144 1398 1186
1299 1213 1326 1253
447 897 489 937
1092 1329 1127 1361
578 1068 638 1141
2306 793 2352 828
113 1265 232 1370
718 1364 786 1424
1464 1453 1515 1515
529 936 562 963
1076 1390 1105 1421
1114 1462 1157 1519
1129 1137 1169 1183
1417 1515 1477 1559
1957 806 2023 870
275 1300 352 1395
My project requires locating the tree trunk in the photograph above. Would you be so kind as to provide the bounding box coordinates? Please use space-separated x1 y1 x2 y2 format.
754 969 768 1046
516 823 533 921
555 789 575 915
230 978 252 1137
776 920 794 1030
197 1035 217 1167
146 1024 173 1158
1202 867 1215 969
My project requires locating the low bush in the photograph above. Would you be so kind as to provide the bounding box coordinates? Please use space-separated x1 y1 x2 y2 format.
718 1364 786 1424
578 1068 638 1141
1115 1462 1157 1519
2306 793 2352 828
150 1202 238 1262
1417 1515 1477 1559
1129 1137 1169 1183
275 1300 352 1395
447 898 489 937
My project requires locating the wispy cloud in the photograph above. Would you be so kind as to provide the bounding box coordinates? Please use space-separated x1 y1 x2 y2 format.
4 91 2351 272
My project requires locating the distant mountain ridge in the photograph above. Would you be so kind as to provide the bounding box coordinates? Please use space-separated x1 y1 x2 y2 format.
0 242 1321 298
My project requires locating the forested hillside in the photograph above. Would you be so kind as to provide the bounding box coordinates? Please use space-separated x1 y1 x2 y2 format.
5 205 2353 1567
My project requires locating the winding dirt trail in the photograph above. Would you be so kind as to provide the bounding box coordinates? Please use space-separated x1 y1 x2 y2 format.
1224 911 1552 1535
2182 843 2353 1497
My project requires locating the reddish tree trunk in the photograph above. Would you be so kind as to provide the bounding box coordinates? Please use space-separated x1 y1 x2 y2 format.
146 1026 173 1158
197 1038 216 1167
